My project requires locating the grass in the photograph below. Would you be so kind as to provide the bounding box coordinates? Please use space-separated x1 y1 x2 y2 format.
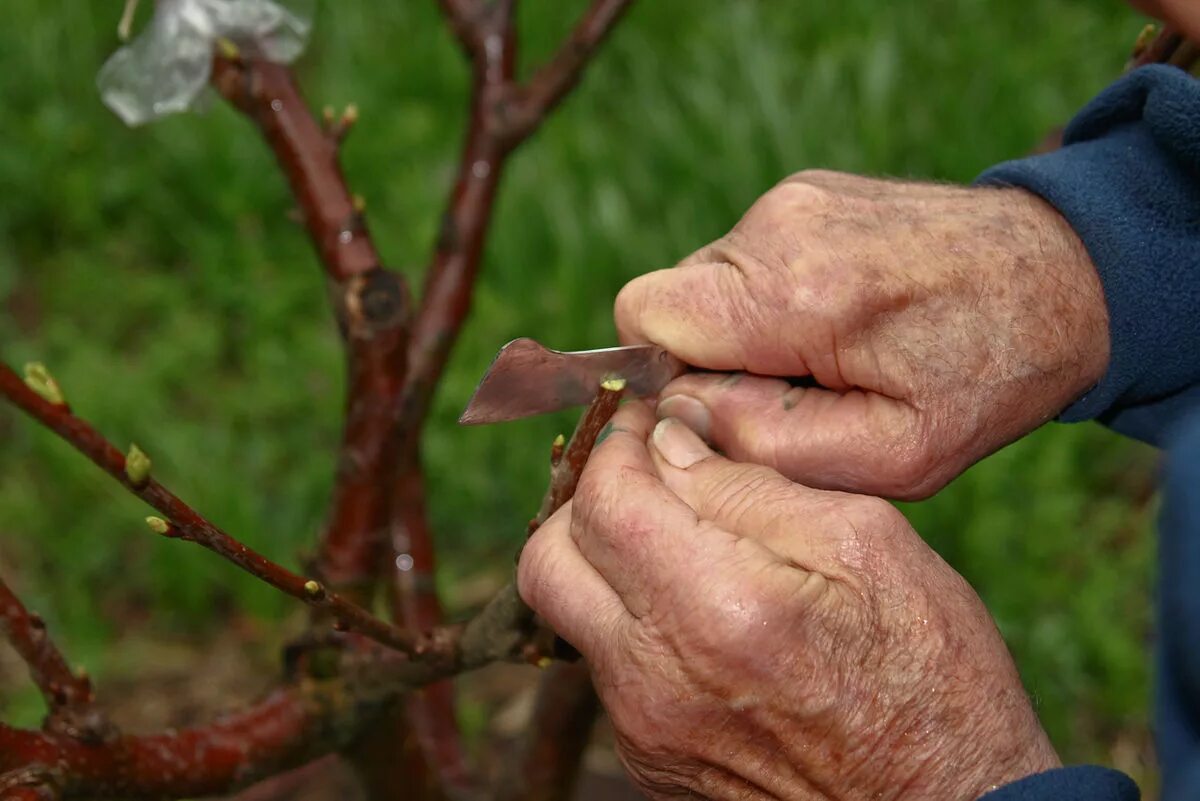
0 0 1162 787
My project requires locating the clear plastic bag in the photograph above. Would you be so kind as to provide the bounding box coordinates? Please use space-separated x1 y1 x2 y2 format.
98 0 315 127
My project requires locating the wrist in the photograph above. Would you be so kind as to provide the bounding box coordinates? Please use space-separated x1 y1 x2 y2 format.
998 186 1112 400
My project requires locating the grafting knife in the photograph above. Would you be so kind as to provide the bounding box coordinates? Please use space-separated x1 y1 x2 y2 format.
458 338 686 425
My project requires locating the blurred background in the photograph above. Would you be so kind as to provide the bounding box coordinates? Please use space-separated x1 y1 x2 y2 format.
0 0 1163 793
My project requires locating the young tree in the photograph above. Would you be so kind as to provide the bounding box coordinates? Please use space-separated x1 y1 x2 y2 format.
1 2 631 798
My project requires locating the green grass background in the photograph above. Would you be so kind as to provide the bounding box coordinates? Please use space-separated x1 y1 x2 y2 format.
0 0 1162 787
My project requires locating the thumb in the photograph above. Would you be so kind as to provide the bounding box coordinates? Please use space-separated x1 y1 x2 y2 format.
655 372 932 499
614 259 806 375
646 417 859 578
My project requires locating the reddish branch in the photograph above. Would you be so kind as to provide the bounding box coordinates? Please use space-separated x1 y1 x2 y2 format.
0 576 92 715
0 568 544 799
0 363 440 661
405 0 635 422
386 1 635 791
210 56 411 599
488 385 626 800
504 0 637 140
531 384 625 533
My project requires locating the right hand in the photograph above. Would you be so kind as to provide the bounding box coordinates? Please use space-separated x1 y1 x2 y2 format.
615 170 1110 499
519 403 1060 800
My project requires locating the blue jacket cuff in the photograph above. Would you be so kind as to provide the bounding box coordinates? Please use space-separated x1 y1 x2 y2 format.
976 65 1200 445
978 766 1139 801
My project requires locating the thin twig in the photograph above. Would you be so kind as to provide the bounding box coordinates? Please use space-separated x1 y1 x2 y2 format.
486 384 625 800
0 574 91 714
435 0 487 60
504 0 637 141
531 382 626 533
0 363 442 661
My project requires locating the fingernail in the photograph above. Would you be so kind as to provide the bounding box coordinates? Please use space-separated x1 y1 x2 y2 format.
656 394 711 440
652 418 713 469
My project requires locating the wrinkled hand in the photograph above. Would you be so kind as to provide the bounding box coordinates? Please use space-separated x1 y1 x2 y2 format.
518 403 1059 801
615 171 1109 498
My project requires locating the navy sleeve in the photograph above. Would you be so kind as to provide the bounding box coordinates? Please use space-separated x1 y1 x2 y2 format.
1156 408 1200 798
976 65 1200 445
976 766 1138 801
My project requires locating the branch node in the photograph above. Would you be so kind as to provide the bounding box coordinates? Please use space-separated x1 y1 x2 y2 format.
303 580 327 600
117 0 141 42
216 37 241 60
144 516 171 536
325 103 359 145
22 363 66 408
549 433 566 466
1131 23 1158 61
124 443 151 487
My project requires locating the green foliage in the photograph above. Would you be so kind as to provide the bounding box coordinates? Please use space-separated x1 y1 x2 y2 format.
0 0 1158 777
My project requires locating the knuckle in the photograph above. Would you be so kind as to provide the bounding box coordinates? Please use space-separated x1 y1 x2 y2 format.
878 421 943 500
573 466 658 550
817 495 904 576
783 167 844 186
515 534 556 613
840 494 902 544
751 178 834 223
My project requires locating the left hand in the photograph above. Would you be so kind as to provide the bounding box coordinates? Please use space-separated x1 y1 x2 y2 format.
518 402 1059 801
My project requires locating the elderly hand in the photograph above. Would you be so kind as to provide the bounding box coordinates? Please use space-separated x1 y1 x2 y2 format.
615 171 1109 498
518 403 1059 801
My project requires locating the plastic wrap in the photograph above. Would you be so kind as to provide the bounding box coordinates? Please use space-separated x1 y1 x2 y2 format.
98 0 314 126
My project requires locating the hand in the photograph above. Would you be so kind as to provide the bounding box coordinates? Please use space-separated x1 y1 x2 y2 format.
615 171 1109 498
518 403 1060 801
1128 1 1200 41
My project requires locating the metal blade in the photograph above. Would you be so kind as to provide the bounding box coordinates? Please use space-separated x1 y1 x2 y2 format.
458 338 685 425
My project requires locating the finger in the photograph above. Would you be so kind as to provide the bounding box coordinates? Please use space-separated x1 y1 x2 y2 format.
518 502 630 660
647 417 862 578
613 260 807 375
571 402 729 618
656 372 929 499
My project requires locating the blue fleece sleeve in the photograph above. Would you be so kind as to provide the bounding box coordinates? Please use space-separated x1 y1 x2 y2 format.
976 65 1200 445
976 766 1138 801
1156 409 1200 799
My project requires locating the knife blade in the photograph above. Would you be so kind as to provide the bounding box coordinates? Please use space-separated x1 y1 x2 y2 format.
458 338 686 425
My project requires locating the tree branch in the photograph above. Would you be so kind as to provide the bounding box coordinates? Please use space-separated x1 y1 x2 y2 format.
435 0 488 61
504 0 636 141
0 554 558 799
211 56 413 599
531 381 625 533
0 575 91 716
210 59 384 285
0 363 441 661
